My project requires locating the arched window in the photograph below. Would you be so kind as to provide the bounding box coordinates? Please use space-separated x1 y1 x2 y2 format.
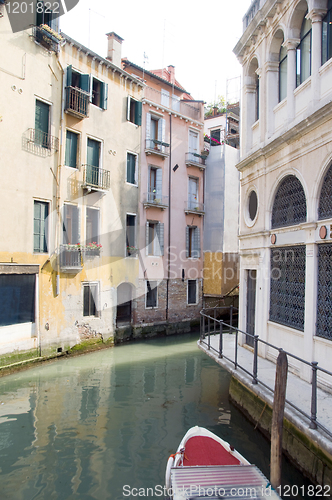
322 0 332 65
296 13 312 86
271 175 307 229
318 163 332 220
279 41 287 102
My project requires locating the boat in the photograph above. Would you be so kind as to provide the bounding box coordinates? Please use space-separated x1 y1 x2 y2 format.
165 426 281 499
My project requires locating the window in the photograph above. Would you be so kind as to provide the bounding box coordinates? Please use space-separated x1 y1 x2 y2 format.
296 13 312 87
127 152 137 185
35 99 50 149
63 205 79 245
318 163 332 219
211 129 221 143
146 221 164 256
148 166 162 201
146 281 157 308
91 77 108 110
188 177 199 210
126 214 136 256
65 66 90 117
188 129 199 157
269 246 306 331
322 0 332 65
279 42 287 102
0 274 35 326
127 96 142 125
186 226 200 258
255 73 259 121
271 175 307 229
86 207 99 245
36 0 59 31
187 280 197 305
161 89 170 107
65 130 79 168
86 138 101 185
146 113 167 152
248 190 258 221
34 200 49 253
83 283 98 317
317 244 332 340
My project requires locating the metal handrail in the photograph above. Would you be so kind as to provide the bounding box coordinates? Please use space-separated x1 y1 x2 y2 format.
199 307 332 438
82 164 110 190
65 86 90 117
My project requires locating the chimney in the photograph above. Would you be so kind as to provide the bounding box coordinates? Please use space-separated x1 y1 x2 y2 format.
106 32 124 68
167 65 175 84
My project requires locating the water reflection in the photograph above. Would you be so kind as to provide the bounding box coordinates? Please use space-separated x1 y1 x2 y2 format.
0 334 311 500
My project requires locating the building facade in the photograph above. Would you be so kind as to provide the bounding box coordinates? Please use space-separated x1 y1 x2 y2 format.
0 7 143 363
234 0 332 385
122 61 205 333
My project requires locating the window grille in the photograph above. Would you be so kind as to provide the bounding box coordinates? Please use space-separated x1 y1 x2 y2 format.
318 164 332 220
269 246 306 331
317 244 332 340
271 175 307 229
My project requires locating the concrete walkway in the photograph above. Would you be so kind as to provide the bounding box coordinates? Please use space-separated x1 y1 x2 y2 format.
198 332 332 457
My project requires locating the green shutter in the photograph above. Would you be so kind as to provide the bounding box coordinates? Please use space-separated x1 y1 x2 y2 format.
87 138 99 167
34 201 48 253
65 131 77 168
127 153 136 184
156 222 164 256
135 100 142 126
66 65 72 87
100 82 108 110
35 100 49 148
80 74 90 93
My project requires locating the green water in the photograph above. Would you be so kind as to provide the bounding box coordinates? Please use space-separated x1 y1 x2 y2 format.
0 334 311 499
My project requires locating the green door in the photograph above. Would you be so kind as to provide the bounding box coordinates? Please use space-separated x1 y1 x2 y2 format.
86 139 100 186
35 100 50 148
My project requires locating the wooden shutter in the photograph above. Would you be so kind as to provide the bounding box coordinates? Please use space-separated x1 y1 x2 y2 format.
186 226 189 258
35 100 49 134
65 131 77 168
34 201 48 253
135 100 142 126
66 65 72 87
193 227 200 258
146 112 151 147
127 153 136 184
145 221 149 256
127 96 131 121
80 74 90 92
156 222 164 256
87 138 99 167
101 82 108 110
155 168 162 198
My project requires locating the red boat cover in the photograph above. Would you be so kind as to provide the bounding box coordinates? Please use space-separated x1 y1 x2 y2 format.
182 436 241 466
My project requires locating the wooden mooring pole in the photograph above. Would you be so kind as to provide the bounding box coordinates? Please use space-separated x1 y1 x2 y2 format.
270 350 288 490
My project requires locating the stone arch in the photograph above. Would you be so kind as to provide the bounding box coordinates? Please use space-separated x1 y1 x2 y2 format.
317 159 332 220
270 173 307 229
288 0 309 40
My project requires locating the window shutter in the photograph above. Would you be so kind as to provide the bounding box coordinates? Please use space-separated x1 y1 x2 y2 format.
89 75 93 102
146 113 151 145
155 168 162 198
145 221 149 256
80 74 90 93
72 206 79 245
127 96 131 121
101 82 108 110
127 153 136 184
135 100 142 126
65 131 77 168
193 227 200 258
35 100 49 134
66 65 72 87
186 226 189 258
156 222 164 256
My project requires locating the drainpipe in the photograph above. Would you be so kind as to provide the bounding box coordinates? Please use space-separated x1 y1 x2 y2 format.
166 114 172 322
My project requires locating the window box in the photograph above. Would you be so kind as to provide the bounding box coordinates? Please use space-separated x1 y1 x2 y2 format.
33 25 62 52
58 244 83 273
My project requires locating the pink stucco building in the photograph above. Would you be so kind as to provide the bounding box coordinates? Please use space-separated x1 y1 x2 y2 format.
122 60 205 334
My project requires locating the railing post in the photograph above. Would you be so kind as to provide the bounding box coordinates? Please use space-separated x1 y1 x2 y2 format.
219 321 223 358
230 305 233 332
310 361 318 430
214 307 216 335
208 316 211 350
235 329 238 369
252 335 259 384
202 314 205 339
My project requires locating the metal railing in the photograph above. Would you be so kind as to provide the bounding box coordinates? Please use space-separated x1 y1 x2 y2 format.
145 139 170 156
65 86 90 118
82 164 110 191
33 26 60 52
22 128 59 156
185 152 206 168
200 306 332 439
143 192 169 207
59 245 82 272
185 200 205 213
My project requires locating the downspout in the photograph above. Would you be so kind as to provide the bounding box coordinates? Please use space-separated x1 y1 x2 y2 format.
56 56 65 294
166 113 172 322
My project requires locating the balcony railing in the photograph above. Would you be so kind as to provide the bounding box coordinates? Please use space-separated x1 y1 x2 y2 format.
65 86 90 118
22 128 59 157
145 139 170 158
185 200 205 215
33 25 61 52
59 245 82 272
143 192 169 209
185 152 206 169
82 164 110 191
143 86 204 121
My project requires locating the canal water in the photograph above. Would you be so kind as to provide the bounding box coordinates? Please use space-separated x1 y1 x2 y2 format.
0 333 312 500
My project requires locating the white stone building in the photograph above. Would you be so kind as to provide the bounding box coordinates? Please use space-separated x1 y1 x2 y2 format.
234 0 332 385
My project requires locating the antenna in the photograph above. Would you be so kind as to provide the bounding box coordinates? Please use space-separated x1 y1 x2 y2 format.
162 19 166 78
88 8 106 49
143 52 149 82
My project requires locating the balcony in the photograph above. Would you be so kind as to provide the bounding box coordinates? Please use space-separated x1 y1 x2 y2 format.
59 245 82 273
185 152 206 170
22 128 59 157
82 164 110 191
143 192 168 210
185 201 205 216
145 139 170 159
65 86 90 118
33 25 62 52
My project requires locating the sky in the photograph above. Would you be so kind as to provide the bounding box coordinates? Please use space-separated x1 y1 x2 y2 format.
60 0 252 105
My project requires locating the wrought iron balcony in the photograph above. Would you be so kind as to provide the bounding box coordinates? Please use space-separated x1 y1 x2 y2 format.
22 128 59 157
185 200 205 215
185 152 206 170
33 25 61 52
59 245 82 273
145 139 170 158
82 164 110 191
143 192 168 210
65 86 90 118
